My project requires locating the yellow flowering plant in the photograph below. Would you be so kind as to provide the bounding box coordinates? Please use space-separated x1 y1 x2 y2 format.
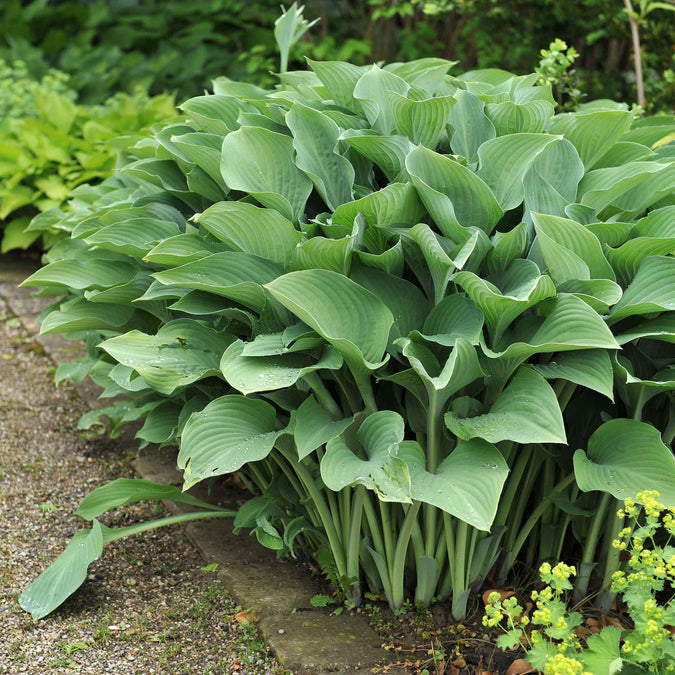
485 491 675 674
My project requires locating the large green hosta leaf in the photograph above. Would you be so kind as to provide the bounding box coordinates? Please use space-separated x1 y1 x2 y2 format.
445 366 566 444
194 201 303 268
286 102 354 210
608 256 675 323
522 139 585 219
179 395 283 489
406 145 502 241
265 270 394 375
604 206 675 284
152 252 283 312
341 130 414 182
100 320 234 395
398 337 485 407
447 90 495 162
20 509 234 620
353 65 409 135
453 259 556 344
547 110 632 169
477 133 560 210
389 92 455 149
40 297 136 334
483 294 620 361
221 340 343 395
397 438 508 530
220 126 313 221
320 410 411 501
532 350 615 401
293 396 358 460
574 420 675 505
332 182 424 229
532 212 615 283
22 252 138 291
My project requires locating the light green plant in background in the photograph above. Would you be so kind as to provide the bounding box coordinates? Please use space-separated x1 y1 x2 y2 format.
17 5 675 624
0 60 177 253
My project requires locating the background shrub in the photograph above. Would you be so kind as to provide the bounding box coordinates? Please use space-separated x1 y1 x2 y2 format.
2 0 673 111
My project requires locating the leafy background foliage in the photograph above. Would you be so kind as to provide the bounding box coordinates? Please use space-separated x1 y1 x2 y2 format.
18 45 675 630
1 0 673 108
0 59 177 252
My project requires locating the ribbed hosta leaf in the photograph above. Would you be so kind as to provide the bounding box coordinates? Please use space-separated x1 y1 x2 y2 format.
171 132 228 190
220 126 313 221
76 478 218 520
406 145 502 241
292 220 359 274
447 90 495 161
486 99 554 135
341 131 414 182
179 395 282 489
286 102 355 210
83 218 181 258
574 420 675 505
100 320 234 395
615 314 675 345
608 256 675 323
144 233 226 266
294 396 358 460
605 206 675 284
397 438 508 530
483 294 620 361
453 259 556 343
445 366 566 444
194 201 303 267
532 212 615 283
308 59 367 111
523 139 585 218
321 410 411 501
332 181 424 228
389 92 455 149
22 252 137 290
547 110 632 169
353 65 409 135
40 297 135 334
577 161 665 215
152 252 283 311
410 293 484 347
532 350 615 400
19 520 105 620
136 401 182 444
477 133 559 210
221 340 342 395
351 266 430 352
181 94 245 134
399 337 485 405
265 269 394 374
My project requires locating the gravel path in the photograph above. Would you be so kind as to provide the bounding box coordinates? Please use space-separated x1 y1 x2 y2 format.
0 296 289 675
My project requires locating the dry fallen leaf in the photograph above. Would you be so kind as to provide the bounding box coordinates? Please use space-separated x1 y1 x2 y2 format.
482 588 516 605
506 658 537 674
234 610 257 624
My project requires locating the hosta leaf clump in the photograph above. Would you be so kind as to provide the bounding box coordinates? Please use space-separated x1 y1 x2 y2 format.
20 51 675 622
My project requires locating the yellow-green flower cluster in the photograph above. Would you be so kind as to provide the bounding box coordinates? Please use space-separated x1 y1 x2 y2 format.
542 653 591 675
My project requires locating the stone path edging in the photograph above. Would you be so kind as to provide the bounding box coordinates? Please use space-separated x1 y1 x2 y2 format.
0 257 404 675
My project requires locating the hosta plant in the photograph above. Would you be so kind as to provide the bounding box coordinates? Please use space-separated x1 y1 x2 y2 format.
19 48 675 623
